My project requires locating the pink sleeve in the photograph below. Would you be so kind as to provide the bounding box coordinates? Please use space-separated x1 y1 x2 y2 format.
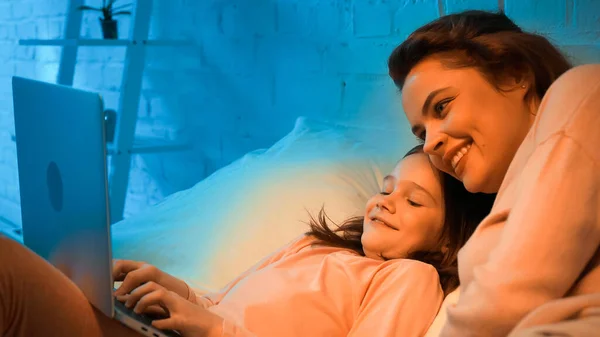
348 261 443 337
220 319 257 337
193 235 315 306
441 136 600 337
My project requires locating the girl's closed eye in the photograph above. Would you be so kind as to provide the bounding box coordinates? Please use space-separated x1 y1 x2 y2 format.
407 199 422 207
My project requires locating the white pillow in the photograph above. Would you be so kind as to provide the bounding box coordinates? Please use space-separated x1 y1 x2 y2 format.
111 117 407 291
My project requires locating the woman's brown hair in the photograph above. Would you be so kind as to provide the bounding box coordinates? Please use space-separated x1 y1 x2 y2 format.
306 145 495 295
388 10 572 105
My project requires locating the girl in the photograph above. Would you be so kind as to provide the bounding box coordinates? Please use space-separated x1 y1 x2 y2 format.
0 145 494 336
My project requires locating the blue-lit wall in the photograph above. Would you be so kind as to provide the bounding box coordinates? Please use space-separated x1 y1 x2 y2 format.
0 0 599 227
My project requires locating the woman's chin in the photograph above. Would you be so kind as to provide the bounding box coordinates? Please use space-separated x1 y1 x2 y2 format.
462 170 499 194
463 177 483 193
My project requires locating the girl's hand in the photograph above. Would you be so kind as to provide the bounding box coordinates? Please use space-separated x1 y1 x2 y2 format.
130 284 224 337
112 260 193 302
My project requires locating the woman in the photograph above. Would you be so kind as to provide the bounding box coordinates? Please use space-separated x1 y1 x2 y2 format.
388 10 600 337
0 145 495 336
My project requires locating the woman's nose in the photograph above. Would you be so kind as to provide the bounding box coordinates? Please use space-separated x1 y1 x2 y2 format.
423 131 447 157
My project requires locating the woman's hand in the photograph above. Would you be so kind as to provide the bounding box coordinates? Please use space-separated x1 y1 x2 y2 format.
130 284 224 337
112 260 192 302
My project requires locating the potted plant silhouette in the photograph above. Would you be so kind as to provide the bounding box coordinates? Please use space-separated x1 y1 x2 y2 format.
78 0 132 39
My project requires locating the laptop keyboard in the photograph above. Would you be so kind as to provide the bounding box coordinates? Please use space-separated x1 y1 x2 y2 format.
114 298 181 337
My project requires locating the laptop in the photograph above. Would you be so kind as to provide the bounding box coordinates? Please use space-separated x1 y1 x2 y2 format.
12 76 179 337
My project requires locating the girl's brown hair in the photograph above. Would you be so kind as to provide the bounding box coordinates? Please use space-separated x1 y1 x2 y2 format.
306 145 495 295
388 10 572 106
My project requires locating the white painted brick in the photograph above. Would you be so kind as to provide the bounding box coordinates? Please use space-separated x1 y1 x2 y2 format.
276 1 314 36
5 180 19 204
34 62 59 84
73 62 104 91
4 145 19 168
100 90 120 111
125 166 148 196
221 2 276 37
186 3 221 39
32 0 67 18
323 38 396 74
35 46 62 63
48 19 63 39
147 48 202 72
392 0 439 38
0 4 12 21
77 48 126 63
38 18 64 39
16 21 38 39
11 2 33 20
273 73 343 121
0 62 15 76
354 0 393 37
0 163 18 201
339 74 405 128
13 60 36 78
101 64 123 91
0 43 14 61
174 89 214 127
255 37 323 74
123 192 148 218
0 198 21 228
561 44 600 65
115 16 131 39
142 67 174 92
150 123 183 141
276 0 352 38
15 46 35 61
147 96 177 122
574 0 600 33
80 13 103 39
0 24 14 40
505 0 567 33
200 36 256 74
444 0 499 14
0 90 12 113
0 134 10 149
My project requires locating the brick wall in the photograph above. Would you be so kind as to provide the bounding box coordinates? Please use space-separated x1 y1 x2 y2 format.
0 0 598 228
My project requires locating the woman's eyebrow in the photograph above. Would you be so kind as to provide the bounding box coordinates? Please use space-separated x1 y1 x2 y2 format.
422 86 451 115
411 86 452 137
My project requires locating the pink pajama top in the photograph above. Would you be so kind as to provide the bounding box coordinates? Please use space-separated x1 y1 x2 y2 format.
194 235 443 336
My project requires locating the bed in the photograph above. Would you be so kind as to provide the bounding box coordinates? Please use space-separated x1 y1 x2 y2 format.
1 116 459 336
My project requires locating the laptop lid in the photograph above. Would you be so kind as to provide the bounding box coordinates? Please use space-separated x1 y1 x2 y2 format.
12 76 114 317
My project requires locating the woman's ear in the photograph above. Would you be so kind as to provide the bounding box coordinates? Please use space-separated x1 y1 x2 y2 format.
439 239 451 256
502 70 532 93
